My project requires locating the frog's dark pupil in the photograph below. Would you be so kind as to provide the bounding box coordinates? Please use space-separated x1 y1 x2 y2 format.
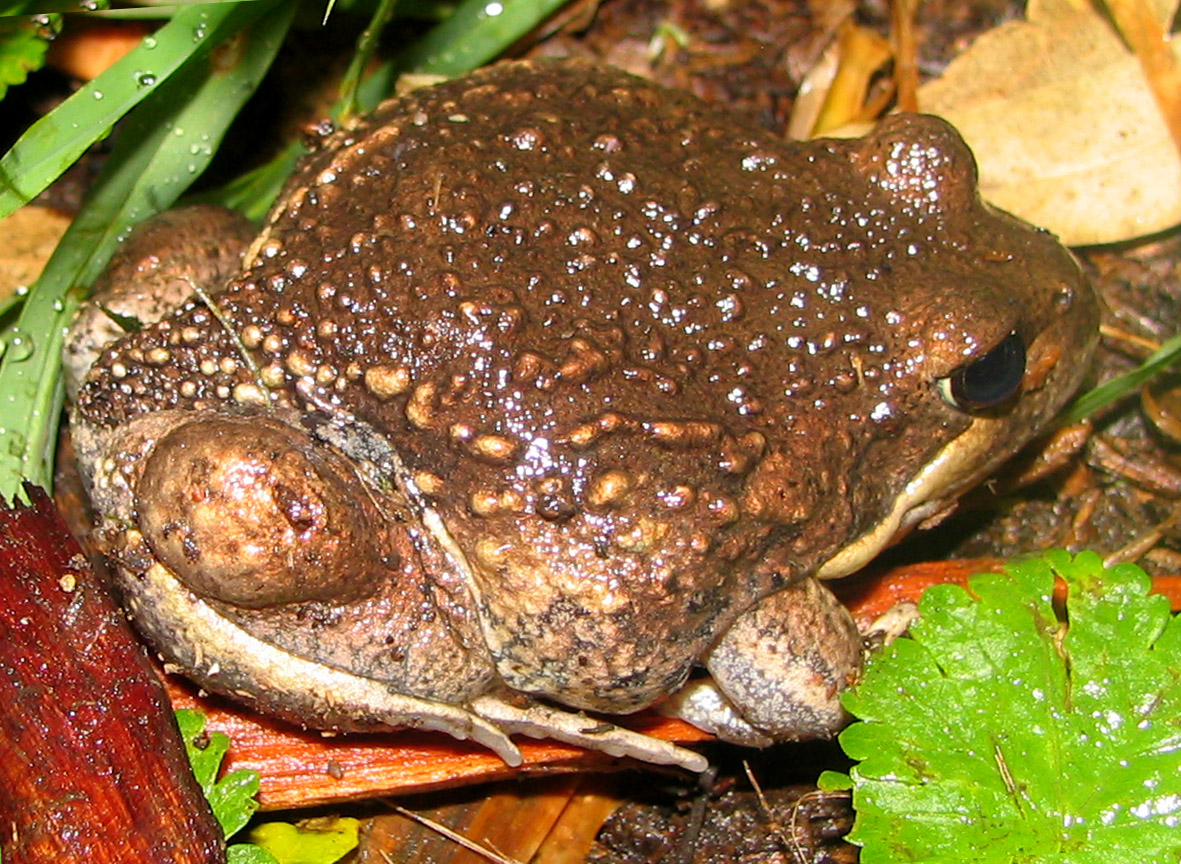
948 332 1026 411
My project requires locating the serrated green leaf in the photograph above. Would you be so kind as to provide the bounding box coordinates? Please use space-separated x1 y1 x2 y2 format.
174 708 207 768
180 709 335 864
177 708 263 839
817 770 853 792
247 818 361 864
840 551 1181 864
0 16 53 99
227 844 280 864
207 763 263 838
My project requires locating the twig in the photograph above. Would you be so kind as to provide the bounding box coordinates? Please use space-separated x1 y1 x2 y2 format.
744 761 805 864
671 764 717 864
390 804 526 864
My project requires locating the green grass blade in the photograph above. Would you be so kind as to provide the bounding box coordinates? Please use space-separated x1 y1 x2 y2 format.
0 2 261 220
349 0 577 111
204 138 301 221
0 0 293 500
0 2 105 15
345 0 581 114
336 0 399 120
394 0 573 77
1062 333 1181 424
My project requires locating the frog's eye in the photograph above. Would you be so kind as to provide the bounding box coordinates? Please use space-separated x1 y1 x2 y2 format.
939 332 1026 412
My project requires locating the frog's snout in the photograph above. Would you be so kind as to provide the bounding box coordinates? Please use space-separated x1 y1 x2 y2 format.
135 414 384 609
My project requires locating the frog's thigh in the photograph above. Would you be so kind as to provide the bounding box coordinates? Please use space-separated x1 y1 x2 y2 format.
665 578 862 745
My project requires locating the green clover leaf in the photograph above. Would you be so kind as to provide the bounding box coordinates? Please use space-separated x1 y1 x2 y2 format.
837 551 1181 863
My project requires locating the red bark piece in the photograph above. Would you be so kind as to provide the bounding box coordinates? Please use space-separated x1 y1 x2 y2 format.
0 485 224 864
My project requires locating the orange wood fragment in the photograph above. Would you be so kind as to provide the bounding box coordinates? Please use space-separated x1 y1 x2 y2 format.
47 20 154 82
167 679 709 810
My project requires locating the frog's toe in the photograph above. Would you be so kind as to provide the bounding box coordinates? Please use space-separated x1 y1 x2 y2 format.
681 578 861 743
655 678 774 747
469 694 709 772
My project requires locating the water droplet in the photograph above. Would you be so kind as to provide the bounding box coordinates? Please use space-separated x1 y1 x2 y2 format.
137 71 157 87
143 36 157 49
1 330 35 362
52 299 65 312
483 1 504 15
92 89 104 100
14 285 29 297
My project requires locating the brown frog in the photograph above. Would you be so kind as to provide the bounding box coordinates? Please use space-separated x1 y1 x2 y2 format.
67 59 1099 771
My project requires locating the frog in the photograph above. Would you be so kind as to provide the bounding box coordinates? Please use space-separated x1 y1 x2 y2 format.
66 59 1099 771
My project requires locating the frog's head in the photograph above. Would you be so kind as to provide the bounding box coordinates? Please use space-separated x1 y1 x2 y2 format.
809 113 1100 578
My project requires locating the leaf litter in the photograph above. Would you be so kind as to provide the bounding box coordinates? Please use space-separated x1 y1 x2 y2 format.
917 0 1181 245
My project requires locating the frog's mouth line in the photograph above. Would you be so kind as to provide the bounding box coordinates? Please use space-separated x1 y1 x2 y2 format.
813 414 1015 581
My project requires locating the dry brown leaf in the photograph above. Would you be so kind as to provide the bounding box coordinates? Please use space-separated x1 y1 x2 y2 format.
917 0 1181 245
0 207 70 300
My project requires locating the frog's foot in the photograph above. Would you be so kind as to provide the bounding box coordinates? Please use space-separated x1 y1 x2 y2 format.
126 560 525 765
469 694 709 772
661 578 862 745
656 678 774 747
864 601 920 647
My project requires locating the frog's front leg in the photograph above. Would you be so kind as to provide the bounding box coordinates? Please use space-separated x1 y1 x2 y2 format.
660 578 862 746
62 205 254 398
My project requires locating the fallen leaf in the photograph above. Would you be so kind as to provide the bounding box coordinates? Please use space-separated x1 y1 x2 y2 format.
918 0 1181 245
0 206 69 298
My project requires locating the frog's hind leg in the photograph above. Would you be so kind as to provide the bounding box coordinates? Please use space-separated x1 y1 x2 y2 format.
470 694 709 772
127 555 709 771
124 560 526 765
659 577 862 746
